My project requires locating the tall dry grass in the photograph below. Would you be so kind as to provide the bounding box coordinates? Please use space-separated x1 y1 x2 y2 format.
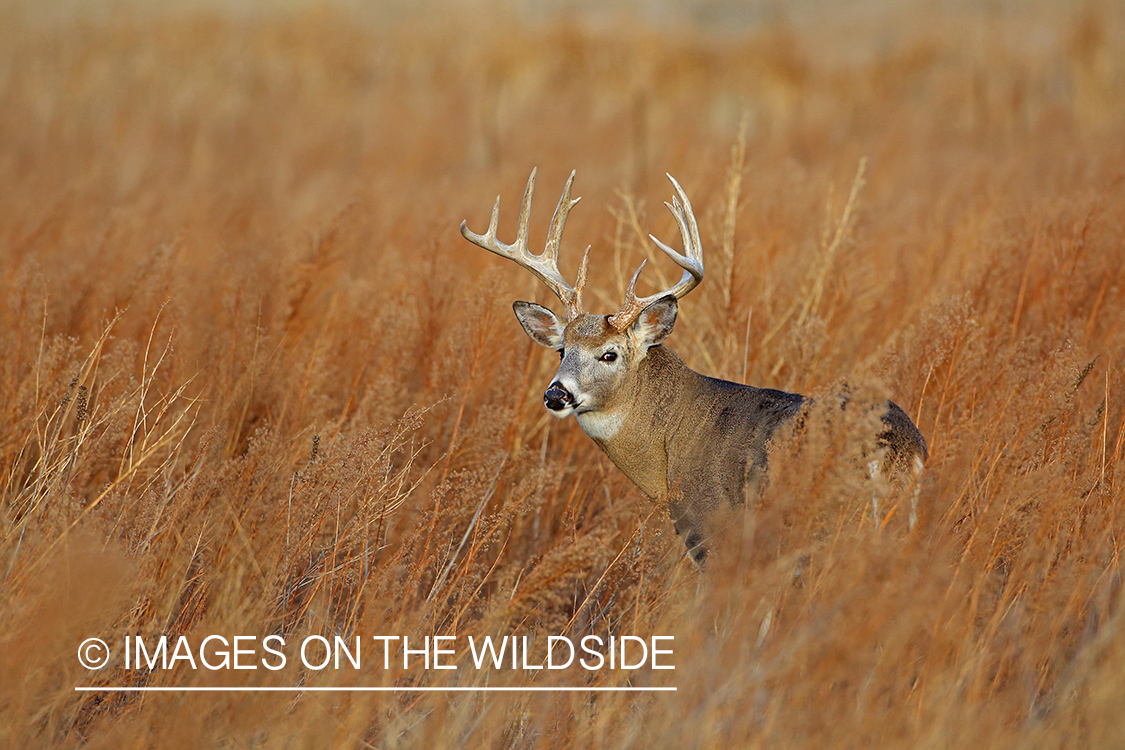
2 1 1124 747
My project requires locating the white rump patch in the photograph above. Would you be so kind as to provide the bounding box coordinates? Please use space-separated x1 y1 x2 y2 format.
577 410 624 441
868 459 883 523
909 454 925 529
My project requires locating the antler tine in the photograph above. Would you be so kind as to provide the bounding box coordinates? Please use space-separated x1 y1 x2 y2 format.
607 173 705 331
459 168 587 320
545 170 580 264
668 173 703 261
574 244 591 305
514 167 536 255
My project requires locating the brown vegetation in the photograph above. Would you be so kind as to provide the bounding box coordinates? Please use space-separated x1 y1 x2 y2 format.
2 1 1124 747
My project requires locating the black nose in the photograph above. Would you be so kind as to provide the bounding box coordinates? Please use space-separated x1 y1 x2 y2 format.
544 382 573 411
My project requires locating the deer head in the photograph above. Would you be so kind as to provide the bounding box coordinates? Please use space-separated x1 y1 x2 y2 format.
460 169 704 431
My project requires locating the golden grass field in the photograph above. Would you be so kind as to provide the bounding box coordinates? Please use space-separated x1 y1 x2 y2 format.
2 1 1124 746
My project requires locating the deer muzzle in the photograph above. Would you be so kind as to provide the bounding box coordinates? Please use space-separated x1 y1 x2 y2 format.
544 382 574 411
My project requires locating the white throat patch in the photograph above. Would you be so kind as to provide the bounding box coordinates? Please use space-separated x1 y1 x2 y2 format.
576 410 624 441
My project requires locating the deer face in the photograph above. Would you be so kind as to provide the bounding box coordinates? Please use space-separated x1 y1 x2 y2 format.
513 297 678 421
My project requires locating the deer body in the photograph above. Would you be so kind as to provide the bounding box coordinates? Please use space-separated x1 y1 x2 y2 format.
461 169 927 562
587 344 806 554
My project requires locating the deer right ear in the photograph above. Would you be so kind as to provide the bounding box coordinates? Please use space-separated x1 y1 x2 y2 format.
632 295 678 347
513 301 565 349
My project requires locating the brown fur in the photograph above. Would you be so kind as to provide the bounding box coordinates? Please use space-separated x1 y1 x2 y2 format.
519 303 928 563
480 169 927 563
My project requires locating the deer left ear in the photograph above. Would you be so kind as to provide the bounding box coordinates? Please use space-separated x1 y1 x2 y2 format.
513 301 565 349
632 295 678 347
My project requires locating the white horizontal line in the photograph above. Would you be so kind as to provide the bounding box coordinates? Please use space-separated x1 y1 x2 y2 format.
75 686 675 693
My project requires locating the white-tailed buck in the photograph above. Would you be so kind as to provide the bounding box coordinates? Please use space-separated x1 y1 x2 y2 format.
461 169 927 562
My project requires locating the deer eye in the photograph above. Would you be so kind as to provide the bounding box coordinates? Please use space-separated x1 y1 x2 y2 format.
599 351 618 363
557 349 565 359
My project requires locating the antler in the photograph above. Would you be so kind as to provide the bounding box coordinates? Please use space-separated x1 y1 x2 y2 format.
607 173 704 331
460 168 591 321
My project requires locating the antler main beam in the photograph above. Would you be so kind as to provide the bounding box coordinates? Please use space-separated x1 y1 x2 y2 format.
460 168 590 321
607 174 704 331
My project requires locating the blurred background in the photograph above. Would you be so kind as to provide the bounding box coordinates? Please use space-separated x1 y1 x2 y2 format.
2 0 1124 747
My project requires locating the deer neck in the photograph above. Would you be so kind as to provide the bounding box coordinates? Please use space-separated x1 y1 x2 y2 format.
575 346 696 503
